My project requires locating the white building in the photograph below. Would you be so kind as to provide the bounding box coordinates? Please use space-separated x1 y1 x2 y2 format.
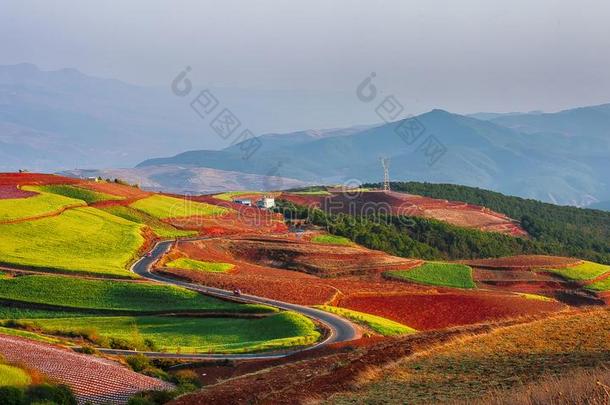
256 197 275 209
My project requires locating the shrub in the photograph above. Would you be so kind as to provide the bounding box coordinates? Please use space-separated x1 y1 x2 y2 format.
0 386 25 405
126 354 151 372
171 370 201 388
127 390 177 405
26 384 76 405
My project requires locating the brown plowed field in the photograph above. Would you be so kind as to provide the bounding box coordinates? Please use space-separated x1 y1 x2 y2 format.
280 190 527 236
0 334 173 405
158 235 424 305
336 291 565 330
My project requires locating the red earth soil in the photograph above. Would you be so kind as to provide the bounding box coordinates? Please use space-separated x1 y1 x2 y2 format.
280 190 527 236
76 181 152 199
0 173 80 186
0 334 173 404
337 291 564 330
461 255 582 269
0 184 37 199
159 235 424 305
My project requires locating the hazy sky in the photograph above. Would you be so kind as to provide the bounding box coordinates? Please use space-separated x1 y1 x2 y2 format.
2 0 610 115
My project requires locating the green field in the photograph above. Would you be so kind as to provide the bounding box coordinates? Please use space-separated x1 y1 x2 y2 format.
385 262 476 289
0 207 145 277
34 184 123 204
0 187 84 222
292 191 331 196
101 205 196 238
311 234 352 245
165 258 234 273
130 195 230 219
587 277 610 292
315 305 415 336
214 191 262 201
0 275 273 313
0 364 31 387
23 312 320 353
546 261 610 281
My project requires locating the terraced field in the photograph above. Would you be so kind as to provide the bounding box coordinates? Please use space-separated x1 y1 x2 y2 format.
0 274 272 313
0 186 84 222
166 258 235 273
27 312 319 354
546 261 610 281
34 184 123 204
130 194 230 219
315 305 415 336
385 262 476 289
0 207 145 277
101 205 196 238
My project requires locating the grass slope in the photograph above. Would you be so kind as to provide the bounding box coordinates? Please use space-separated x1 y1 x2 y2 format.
34 184 123 204
165 258 234 273
311 235 352 246
130 195 230 219
546 261 610 281
329 309 610 404
0 207 145 277
0 364 31 387
385 262 475 289
0 187 84 222
0 275 273 313
101 205 196 238
26 312 319 353
315 305 415 336
214 191 262 201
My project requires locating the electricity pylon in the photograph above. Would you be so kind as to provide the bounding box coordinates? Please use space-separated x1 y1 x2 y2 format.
381 157 390 191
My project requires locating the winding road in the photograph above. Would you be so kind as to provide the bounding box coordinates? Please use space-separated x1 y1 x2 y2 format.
103 238 359 360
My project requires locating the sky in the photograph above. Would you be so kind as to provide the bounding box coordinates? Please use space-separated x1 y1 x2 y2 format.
2 0 610 115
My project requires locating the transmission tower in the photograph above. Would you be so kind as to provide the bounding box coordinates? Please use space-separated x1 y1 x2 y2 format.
381 157 390 191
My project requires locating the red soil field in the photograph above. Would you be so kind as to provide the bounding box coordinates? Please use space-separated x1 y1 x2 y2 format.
337 291 564 330
462 255 582 269
0 184 37 199
0 173 80 186
280 190 527 236
158 235 423 305
0 334 173 404
76 180 151 199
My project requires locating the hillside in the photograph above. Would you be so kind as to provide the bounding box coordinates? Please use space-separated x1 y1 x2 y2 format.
138 108 610 205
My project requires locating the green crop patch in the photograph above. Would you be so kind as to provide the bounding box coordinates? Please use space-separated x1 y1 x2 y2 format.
0 207 145 277
315 305 416 336
0 274 274 313
547 261 610 281
587 277 610 292
0 364 31 387
386 262 476 289
22 311 319 354
214 191 262 201
311 234 352 245
101 205 196 238
34 184 123 204
0 187 84 222
130 195 230 219
165 258 234 273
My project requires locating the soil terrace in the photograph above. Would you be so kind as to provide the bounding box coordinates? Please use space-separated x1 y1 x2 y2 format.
0 333 173 404
280 190 527 236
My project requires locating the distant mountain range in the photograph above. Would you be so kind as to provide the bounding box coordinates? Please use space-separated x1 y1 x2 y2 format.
2 63 609 206
138 106 610 206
